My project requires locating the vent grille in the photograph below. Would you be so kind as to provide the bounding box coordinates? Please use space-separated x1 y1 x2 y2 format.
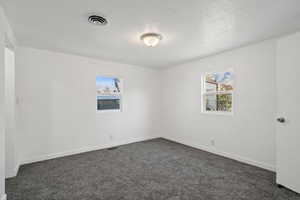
88 15 108 25
107 146 118 150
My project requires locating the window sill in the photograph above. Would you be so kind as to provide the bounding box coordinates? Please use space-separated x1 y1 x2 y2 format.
201 111 233 116
97 109 122 113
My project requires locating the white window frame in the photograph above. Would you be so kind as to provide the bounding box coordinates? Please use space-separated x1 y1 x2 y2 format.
96 75 123 113
201 70 234 115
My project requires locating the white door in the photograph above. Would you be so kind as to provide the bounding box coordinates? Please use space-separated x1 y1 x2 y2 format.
276 32 300 193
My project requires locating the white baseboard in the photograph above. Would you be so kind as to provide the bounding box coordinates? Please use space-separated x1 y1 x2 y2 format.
163 136 276 172
1 194 7 200
21 136 158 165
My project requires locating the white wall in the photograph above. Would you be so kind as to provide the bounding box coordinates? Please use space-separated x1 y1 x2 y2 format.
0 16 5 200
16 47 161 164
161 40 276 171
15 40 279 172
0 6 16 200
4 47 17 178
0 5 16 200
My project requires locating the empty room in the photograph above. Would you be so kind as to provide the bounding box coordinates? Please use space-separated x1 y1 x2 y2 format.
1 0 300 199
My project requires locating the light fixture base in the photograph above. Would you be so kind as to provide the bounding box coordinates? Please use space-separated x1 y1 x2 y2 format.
140 33 162 47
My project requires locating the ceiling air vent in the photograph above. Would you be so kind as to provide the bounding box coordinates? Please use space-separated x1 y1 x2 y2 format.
88 15 108 26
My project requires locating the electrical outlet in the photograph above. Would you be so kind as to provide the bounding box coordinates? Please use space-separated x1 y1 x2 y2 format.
16 97 20 105
211 139 215 146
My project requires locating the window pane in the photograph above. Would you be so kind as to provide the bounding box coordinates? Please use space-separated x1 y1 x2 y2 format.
97 97 120 110
206 82 217 92
216 94 232 112
205 94 217 111
204 93 232 112
205 71 234 92
96 76 121 111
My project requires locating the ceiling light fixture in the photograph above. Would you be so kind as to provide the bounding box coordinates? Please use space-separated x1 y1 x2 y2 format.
140 33 162 47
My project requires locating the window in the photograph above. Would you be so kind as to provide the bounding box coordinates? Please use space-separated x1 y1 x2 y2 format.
96 76 122 111
202 70 234 113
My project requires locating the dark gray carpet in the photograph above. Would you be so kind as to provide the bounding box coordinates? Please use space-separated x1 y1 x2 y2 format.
6 138 300 200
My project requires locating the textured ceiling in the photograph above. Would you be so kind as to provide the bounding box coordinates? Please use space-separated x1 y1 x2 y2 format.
1 0 300 68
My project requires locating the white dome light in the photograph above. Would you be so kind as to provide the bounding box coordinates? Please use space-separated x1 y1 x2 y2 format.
141 33 162 47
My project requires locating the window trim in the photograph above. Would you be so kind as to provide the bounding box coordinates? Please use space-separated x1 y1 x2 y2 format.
96 75 123 113
201 70 234 115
